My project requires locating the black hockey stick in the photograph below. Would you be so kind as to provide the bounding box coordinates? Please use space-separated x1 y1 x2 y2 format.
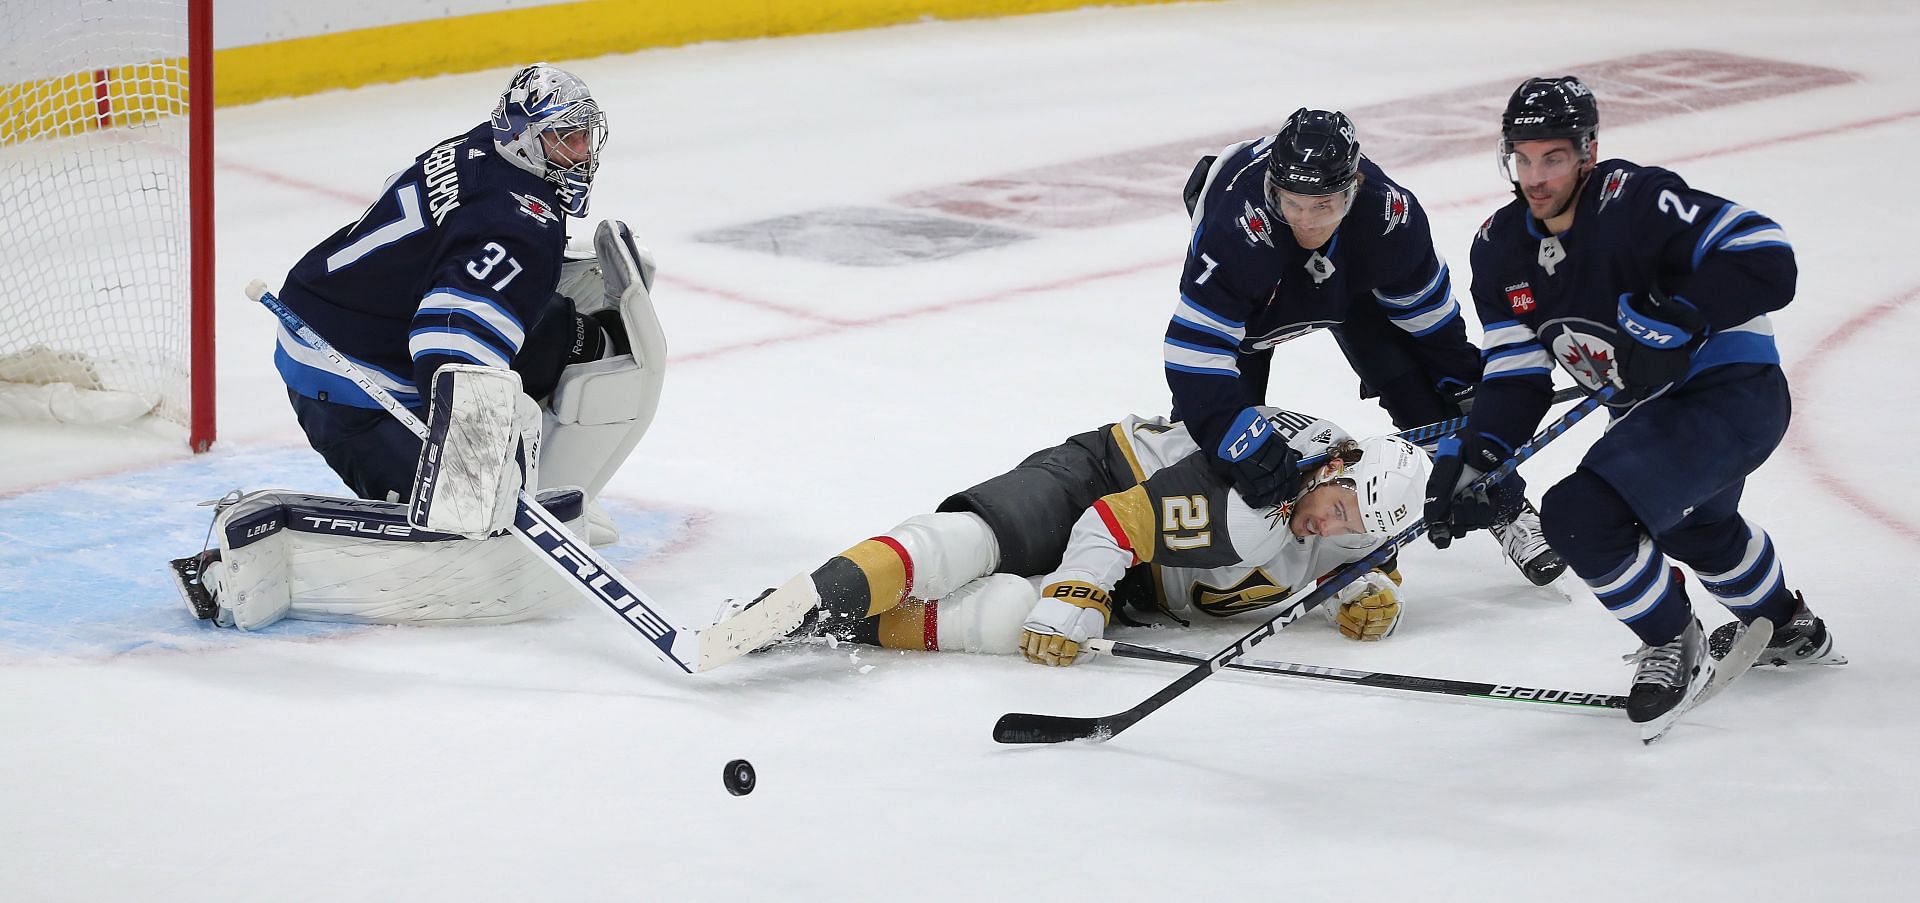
1086 639 1625 712
992 391 1608 744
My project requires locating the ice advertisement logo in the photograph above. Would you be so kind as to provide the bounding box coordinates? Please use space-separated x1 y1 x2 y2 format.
0 446 689 660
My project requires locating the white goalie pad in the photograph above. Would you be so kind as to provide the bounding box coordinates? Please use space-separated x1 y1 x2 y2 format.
410 364 542 539
541 220 666 507
198 488 590 630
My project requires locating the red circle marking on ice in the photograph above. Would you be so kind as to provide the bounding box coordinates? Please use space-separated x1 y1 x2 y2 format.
1785 283 1920 545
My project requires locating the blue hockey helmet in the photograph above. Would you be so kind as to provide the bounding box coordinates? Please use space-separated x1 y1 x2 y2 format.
1501 76 1598 155
1265 108 1361 198
491 63 609 217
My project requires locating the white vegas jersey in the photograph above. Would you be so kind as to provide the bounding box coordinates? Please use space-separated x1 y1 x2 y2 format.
1048 410 1386 620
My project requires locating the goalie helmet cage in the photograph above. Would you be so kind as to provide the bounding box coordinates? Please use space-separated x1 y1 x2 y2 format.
0 0 215 451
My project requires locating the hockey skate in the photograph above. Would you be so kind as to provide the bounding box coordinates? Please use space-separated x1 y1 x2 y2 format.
1626 617 1714 741
1489 502 1566 586
1709 593 1845 668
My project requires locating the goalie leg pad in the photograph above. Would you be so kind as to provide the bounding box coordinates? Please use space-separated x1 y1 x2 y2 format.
411 364 542 539
194 489 590 630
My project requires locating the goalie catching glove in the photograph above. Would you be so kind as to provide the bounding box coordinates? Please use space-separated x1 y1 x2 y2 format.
1019 580 1112 666
1326 567 1404 641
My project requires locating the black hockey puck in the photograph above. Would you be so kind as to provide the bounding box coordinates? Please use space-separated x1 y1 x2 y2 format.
723 758 756 796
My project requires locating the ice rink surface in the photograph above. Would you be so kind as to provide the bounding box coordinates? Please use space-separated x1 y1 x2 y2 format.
5 0 1918 899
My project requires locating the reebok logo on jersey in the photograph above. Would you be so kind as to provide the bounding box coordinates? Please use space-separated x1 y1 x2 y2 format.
1597 170 1631 214
512 192 560 226
1382 186 1408 235
1505 282 1536 314
1238 200 1276 248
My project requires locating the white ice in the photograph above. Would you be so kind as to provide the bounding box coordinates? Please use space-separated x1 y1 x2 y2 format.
4 1 1918 899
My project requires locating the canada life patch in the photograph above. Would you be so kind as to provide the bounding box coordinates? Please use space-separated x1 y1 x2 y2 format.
1505 282 1536 314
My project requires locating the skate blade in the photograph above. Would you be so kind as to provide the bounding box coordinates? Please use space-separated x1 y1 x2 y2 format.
168 555 218 621
1641 618 1772 745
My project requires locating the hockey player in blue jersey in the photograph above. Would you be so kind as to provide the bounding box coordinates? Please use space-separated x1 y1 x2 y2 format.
1424 76 1844 730
170 64 672 632
1169 108 1563 586
271 62 664 547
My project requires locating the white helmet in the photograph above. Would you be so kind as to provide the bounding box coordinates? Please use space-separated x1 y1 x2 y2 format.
1344 435 1429 536
490 63 608 217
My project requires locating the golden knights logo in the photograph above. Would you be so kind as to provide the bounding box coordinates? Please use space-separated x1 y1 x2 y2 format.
1192 569 1291 617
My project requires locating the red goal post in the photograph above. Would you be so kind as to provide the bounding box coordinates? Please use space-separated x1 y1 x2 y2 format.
0 0 215 451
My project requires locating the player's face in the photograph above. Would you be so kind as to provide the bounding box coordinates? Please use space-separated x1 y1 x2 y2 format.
1271 184 1354 248
542 128 593 169
1503 138 1590 220
1289 482 1365 538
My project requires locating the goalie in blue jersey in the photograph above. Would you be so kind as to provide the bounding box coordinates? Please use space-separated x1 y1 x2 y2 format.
171 64 669 632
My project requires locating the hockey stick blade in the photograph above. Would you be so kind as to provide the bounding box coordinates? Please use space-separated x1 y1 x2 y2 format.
695 574 820 672
992 713 1114 744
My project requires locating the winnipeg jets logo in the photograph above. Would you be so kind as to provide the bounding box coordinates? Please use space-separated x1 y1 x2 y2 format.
512 192 559 226
1537 235 1566 275
1505 282 1536 314
1597 170 1631 214
1238 200 1275 248
1476 215 1494 243
1382 186 1409 235
1549 330 1618 390
1304 250 1336 284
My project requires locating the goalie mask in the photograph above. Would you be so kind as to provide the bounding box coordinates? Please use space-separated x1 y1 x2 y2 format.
491 62 609 217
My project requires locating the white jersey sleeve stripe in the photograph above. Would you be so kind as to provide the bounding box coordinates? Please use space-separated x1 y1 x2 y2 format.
417 288 528 351
409 330 513 369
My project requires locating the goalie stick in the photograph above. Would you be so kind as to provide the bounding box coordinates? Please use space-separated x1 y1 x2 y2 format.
1086 638 1627 713
248 280 801 674
992 391 1608 745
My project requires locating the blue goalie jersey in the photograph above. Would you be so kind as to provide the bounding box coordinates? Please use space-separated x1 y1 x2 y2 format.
274 123 571 410
1166 139 1478 455
1465 158 1796 450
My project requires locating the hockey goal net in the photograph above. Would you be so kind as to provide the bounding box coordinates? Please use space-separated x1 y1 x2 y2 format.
0 0 214 449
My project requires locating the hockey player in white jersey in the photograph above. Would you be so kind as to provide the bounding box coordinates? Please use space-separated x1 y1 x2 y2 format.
169 64 669 631
725 409 1427 664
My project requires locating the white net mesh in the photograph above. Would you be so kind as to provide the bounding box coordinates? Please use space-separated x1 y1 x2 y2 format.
0 0 193 427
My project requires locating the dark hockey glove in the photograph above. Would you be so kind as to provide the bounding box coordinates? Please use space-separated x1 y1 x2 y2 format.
1214 407 1303 509
1436 377 1476 417
1612 286 1705 399
1423 433 1505 549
